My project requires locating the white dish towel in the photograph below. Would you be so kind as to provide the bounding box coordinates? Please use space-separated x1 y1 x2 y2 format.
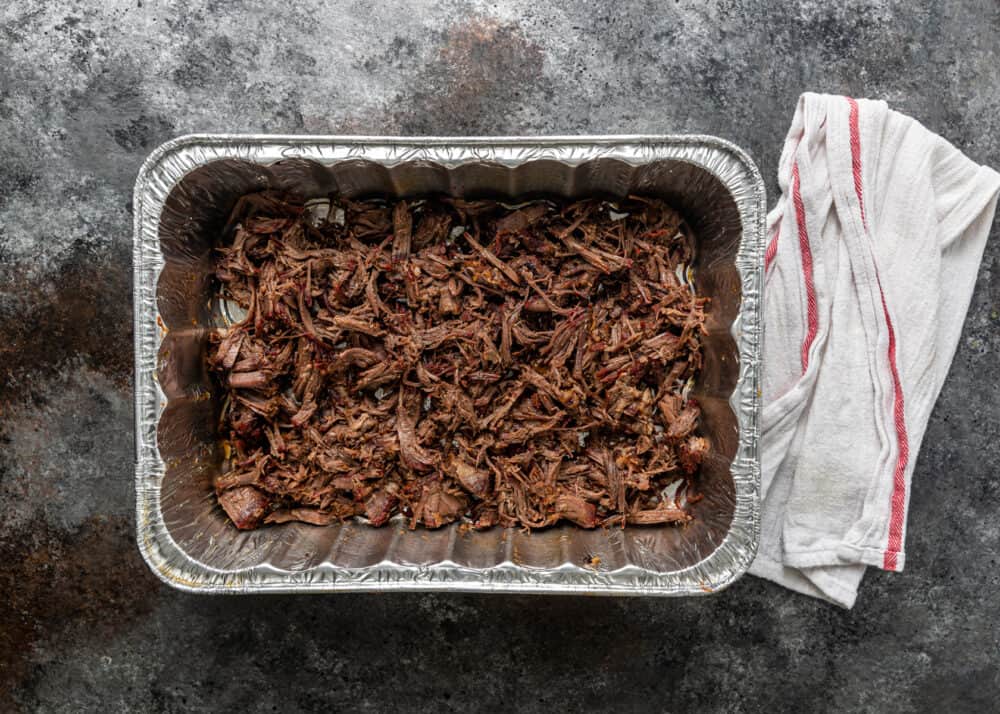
748 92 1000 607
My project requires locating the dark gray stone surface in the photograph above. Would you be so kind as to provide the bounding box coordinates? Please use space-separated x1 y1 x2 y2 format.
2 1 998 711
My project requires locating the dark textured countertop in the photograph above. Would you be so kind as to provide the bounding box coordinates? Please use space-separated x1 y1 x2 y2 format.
2 2 998 712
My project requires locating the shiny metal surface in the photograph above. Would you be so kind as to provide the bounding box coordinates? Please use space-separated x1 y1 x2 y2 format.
133 135 764 595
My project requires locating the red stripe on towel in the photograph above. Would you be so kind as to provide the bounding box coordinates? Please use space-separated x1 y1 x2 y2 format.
791 162 818 372
765 223 780 272
847 97 868 229
847 96 908 571
878 285 909 572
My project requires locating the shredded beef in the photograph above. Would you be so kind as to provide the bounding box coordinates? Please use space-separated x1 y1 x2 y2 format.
209 191 710 531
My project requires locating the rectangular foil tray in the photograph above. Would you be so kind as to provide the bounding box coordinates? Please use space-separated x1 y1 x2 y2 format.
133 135 764 595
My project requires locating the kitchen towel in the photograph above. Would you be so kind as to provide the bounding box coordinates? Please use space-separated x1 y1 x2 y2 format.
749 92 1000 607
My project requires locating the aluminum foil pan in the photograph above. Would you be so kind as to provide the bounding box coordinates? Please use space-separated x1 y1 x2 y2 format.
134 135 764 595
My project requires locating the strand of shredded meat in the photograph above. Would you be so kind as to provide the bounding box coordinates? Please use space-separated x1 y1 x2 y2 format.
208 191 710 531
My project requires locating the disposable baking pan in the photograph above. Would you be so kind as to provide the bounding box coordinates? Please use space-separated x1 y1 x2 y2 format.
133 135 764 595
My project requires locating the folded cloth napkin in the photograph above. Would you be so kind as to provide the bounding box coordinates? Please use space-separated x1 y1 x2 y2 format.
749 92 1000 607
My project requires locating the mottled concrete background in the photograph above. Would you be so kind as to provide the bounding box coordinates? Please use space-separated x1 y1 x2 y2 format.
1 1 998 711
